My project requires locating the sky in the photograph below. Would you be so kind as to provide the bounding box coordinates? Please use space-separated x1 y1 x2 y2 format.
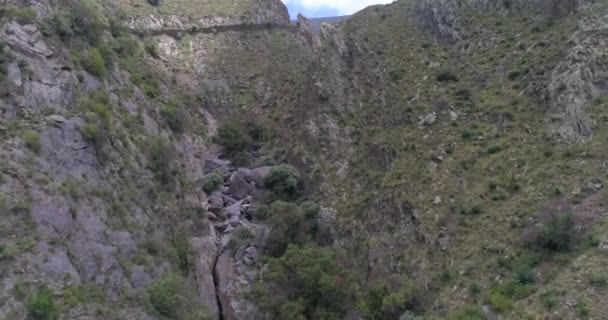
282 0 394 18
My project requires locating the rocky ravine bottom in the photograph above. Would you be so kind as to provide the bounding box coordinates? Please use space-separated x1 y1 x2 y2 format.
191 155 277 320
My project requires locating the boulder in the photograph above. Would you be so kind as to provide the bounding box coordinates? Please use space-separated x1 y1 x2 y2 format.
207 191 224 213
204 158 231 174
229 172 254 200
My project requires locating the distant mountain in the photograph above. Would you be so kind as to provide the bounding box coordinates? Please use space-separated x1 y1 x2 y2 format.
291 16 349 33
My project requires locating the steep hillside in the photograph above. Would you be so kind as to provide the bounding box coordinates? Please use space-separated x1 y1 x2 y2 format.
0 0 607 319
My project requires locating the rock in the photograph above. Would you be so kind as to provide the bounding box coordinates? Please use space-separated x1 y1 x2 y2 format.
249 166 273 188
128 265 152 291
438 234 451 251
481 304 500 320
215 249 262 320
191 225 220 320
297 14 320 49
225 200 244 219
433 196 442 205
418 112 437 126
207 211 218 220
229 172 254 200
205 158 231 174
599 240 608 252
207 191 224 213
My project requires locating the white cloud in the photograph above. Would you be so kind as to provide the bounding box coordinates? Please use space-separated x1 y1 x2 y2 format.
283 0 394 15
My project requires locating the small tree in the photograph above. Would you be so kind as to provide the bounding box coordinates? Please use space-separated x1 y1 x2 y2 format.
264 165 300 200
255 245 353 320
536 211 575 251
214 122 252 157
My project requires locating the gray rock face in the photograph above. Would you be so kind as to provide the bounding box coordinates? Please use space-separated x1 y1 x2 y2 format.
546 9 608 141
412 0 463 43
191 224 221 320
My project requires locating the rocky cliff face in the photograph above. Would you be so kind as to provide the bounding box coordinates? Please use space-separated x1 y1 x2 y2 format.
1 0 608 319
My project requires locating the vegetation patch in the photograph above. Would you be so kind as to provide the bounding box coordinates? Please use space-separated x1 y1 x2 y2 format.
26 289 59 320
23 130 41 154
254 244 353 320
145 275 206 320
202 172 224 193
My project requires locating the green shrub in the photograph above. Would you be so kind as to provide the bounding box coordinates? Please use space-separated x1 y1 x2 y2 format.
80 48 107 78
436 69 459 82
360 282 415 320
488 292 512 313
148 136 175 187
202 172 224 193
448 305 485 320
589 274 607 288
23 130 41 153
214 122 252 158
160 103 188 134
79 92 112 148
114 36 142 58
541 289 558 310
63 283 105 307
255 244 353 320
0 42 9 82
575 300 589 318
145 275 205 319
264 200 320 256
43 0 105 44
264 165 300 200
145 39 161 58
1 5 37 25
535 212 575 252
26 289 59 320
228 228 254 251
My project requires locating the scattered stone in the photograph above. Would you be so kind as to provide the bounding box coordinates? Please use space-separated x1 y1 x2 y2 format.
418 112 437 126
433 196 442 205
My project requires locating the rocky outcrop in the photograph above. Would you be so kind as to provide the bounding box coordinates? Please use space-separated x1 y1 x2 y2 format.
546 8 608 140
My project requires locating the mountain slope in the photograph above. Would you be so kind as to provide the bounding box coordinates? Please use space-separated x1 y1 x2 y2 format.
0 0 607 319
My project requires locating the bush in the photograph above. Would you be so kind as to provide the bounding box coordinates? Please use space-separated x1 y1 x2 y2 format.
264 165 300 200
535 211 575 252
265 201 319 256
227 227 254 251
0 42 9 82
360 282 415 320
114 36 142 58
436 69 459 82
80 48 107 77
145 39 161 58
541 290 558 310
1 5 37 25
214 122 252 156
589 274 607 288
26 289 59 320
448 306 485 320
488 292 512 313
160 103 188 134
202 172 224 193
43 0 105 44
255 244 353 320
148 136 175 187
146 275 205 319
79 92 112 148
23 130 41 153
